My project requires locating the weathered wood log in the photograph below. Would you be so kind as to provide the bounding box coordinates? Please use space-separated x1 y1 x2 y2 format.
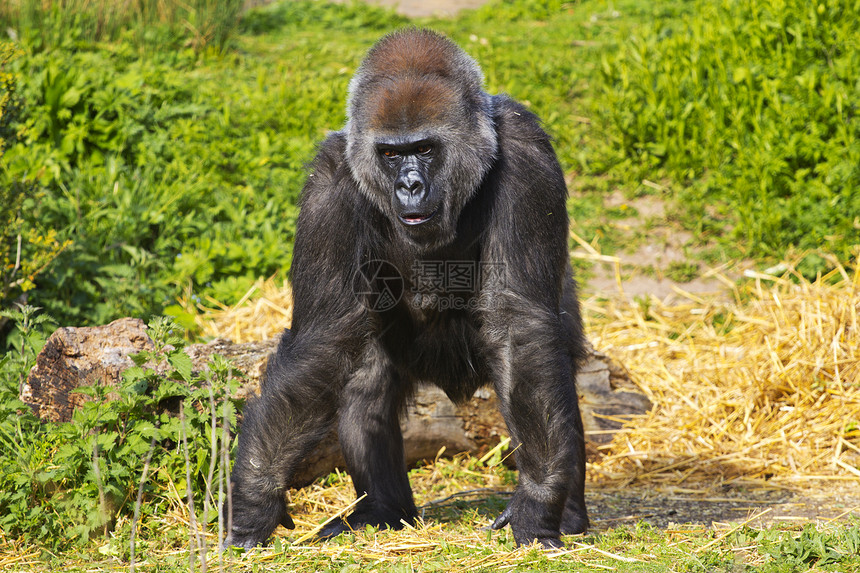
21 318 157 421
22 318 651 487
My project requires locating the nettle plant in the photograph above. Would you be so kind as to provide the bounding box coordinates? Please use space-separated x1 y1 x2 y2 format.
0 315 242 549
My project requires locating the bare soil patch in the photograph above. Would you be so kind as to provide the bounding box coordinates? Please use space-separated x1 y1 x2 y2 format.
358 0 487 17
587 482 860 532
575 189 751 303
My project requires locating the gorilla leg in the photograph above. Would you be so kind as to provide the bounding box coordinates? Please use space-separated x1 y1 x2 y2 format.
503 435 588 537
560 279 589 535
489 309 587 548
557 383 588 536
227 334 348 549
320 342 416 538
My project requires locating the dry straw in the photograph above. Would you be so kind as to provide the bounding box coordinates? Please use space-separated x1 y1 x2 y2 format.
585 258 860 485
191 259 860 485
190 276 293 343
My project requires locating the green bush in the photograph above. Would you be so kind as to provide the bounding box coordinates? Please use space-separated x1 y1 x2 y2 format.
1 42 69 309
4 0 860 336
0 315 241 549
2 46 306 329
597 0 860 263
0 0 243 52
0 1 412 337
239 0 406 34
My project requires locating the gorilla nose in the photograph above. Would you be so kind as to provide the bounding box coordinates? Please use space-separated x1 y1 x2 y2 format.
394 171 435 225
395 170 427 207
403 179 422 194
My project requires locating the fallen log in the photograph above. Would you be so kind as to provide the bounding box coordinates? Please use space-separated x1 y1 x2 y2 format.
22 317 651 486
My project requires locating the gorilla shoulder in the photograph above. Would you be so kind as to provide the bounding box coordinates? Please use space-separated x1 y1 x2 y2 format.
300 132 351 206
490 95 556 153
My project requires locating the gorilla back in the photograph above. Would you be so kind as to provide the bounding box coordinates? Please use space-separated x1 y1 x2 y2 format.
227 29 589 550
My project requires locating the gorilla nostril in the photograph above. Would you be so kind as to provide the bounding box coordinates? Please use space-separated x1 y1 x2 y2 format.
397 180 421 194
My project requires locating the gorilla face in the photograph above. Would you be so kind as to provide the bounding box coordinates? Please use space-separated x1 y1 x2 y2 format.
358 116 493 251
375 135 445 244
377 139 436 225
344 31 498 252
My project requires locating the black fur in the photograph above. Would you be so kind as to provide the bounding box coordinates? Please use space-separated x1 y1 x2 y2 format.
226 29 588 550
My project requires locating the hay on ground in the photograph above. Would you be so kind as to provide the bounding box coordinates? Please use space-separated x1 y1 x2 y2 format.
586 259 860 485
190 259 860 484
190 276 293 343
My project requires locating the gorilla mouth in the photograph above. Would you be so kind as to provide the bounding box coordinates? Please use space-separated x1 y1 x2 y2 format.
398 209 438 226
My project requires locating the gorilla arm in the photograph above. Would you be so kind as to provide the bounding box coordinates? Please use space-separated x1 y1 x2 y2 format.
480 97 588 548
226 134 369 549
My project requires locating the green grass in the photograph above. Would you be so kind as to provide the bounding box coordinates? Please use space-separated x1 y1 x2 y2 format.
3 0 856 331
0 1 414 328
664 260 700 283
7 453 860 573
1 0 860 569
0 0 243 51
596 0 860 265
3 410 858 573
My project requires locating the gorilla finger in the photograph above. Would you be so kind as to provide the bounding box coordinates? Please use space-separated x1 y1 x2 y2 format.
317 519 351 540
536 537 565 550
560 512 588 535
491 505 513 530
281 513 295 529
222 534 262 551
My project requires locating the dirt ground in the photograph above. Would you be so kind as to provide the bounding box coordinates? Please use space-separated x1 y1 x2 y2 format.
576 190 746 303
586 483 860 532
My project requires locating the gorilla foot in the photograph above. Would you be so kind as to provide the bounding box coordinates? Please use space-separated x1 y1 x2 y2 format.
223 535 258 551
560 493 589 535
560 507 588 535
224 511 295 550
317 519 353 540
491 494 564 549
222 529 271 551
534 537 565 550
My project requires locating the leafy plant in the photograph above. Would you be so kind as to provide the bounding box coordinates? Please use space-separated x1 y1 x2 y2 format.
596 0 860 268
239 0 406 35
0 1 405 337
0 314 242 550
0 42 69 310
0 302 53 359
0 0 244 52
734 523 860 569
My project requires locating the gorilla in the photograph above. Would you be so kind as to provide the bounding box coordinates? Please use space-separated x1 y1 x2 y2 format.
227 29 588 550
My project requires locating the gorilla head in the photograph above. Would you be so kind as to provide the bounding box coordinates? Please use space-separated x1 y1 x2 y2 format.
345 30 499 250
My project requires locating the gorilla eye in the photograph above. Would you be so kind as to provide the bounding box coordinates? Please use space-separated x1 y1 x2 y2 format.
381 149 399 158
416 145 432 155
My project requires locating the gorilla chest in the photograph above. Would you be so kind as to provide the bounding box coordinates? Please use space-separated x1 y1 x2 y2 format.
379 308 488 400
